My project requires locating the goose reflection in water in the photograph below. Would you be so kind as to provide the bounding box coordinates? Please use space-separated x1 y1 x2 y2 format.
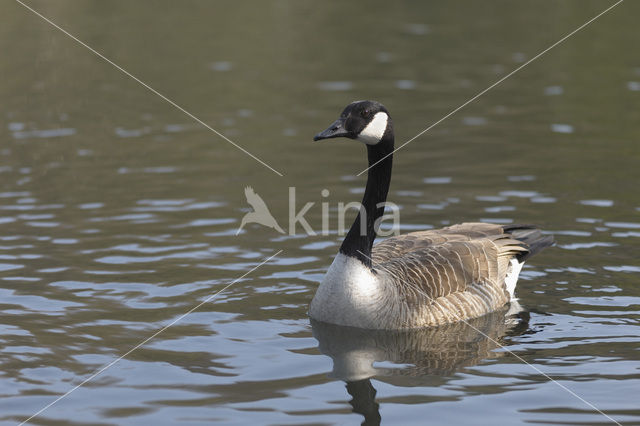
311 304 533 426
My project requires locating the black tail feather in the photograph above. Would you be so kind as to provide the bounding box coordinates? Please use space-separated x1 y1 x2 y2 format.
502 224 554 262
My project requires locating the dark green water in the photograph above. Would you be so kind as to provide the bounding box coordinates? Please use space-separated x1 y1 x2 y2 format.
1 1 639 424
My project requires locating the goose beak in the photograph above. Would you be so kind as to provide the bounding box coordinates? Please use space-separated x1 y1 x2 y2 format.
314 118 350 141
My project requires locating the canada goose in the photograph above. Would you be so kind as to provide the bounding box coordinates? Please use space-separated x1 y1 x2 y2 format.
310 100 553 329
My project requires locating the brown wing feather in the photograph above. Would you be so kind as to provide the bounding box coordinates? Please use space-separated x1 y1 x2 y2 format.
372 222 509 262
370 223 530 326
373 239 501 300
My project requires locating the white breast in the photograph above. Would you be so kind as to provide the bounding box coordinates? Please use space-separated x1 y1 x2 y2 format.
309 253 386 327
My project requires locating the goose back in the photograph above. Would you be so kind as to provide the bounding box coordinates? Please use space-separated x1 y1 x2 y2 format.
367 223 550 328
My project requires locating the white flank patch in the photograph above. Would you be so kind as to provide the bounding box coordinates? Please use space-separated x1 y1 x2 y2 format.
357 112 388 145
505 258 524 299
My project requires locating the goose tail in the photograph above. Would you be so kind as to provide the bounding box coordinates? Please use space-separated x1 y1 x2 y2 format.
502 224 554 262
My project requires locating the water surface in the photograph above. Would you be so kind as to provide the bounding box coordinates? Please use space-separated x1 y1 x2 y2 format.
1 1 639 425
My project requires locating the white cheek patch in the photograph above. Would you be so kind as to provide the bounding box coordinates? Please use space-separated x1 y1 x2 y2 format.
356 112 388 145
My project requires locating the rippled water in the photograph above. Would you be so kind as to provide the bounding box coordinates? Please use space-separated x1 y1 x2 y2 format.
1 1 639 425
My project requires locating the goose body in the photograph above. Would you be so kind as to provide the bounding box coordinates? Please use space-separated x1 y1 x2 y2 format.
310 100 553 330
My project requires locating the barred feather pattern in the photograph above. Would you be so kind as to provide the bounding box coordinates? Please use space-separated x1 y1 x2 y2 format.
369 223 529 328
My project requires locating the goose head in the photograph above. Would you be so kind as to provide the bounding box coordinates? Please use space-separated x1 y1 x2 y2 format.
314 100 393 146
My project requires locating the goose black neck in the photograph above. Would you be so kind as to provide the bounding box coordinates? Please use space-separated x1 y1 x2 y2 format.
339 134 394 268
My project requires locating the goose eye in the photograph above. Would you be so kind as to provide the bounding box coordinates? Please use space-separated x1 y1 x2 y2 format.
361 109 370 118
